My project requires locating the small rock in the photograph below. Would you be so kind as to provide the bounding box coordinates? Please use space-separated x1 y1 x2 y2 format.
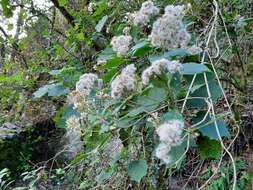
0 123 21 140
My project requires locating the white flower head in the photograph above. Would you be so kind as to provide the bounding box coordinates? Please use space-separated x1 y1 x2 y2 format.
111 64 136 99
187 45 202 55
177 29 191 48
87 2 96 13
164 5 185 18
156 119 184 146
97 59 107 65
66 116 80 130
155 119 184 164
67 90 88 112
141 58 182 85
111 35 132 56
129 11 150 26
140 1 159 15
155 143 171 164
149 5 191 50
129 1 159 26
76 73 103 96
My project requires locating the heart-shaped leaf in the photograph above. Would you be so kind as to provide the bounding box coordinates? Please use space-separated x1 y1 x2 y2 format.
128 160 148 183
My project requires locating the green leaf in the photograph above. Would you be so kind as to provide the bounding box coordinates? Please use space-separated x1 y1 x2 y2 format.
130 40 151 56
7 24 13 31
197 136 222 159
33 85 49 98
127 107 148 117
185 74 223 109
100 57 125 69
128 160 148 183
167 140 188 167
33 83 70 98
48 83 69 96
149 48 190 63
148 87 168 103
84 130 109 149
194 112 230 140
49 70 61 75
169 72 182 96
161 110 183 122
190 84 206 93
70 153 87 165
95 15 108 32
53 66 83 87
0 0 13 17
128 87 168 117
182 63 210 75
54 105 80 128
102 68 118 82
79 181 93 189
96 49 125 71
164 49 190 58
76 33 85 41
118 117 137 128
54 44 63 56
58 0 67 6
199 119 230 140
98 48 116 60
96 171 112 183
93 1 108 17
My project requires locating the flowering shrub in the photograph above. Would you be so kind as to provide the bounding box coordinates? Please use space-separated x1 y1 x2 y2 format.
129 0 159 26
59 1 234 189
111 35 133 56
111 64 137 99
142 58 182 85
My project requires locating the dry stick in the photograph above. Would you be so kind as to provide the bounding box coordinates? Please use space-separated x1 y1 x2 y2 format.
181 0 238 189
177 0 219 182
174 133 190 168
183 160 204 189
190 104 211 128
179 0 219 173
181 0 217 113
198 2 237 190
196 53 240 190
204 4 240 187
218 8 232 47
212 21 220 59
200 1 237 188
198 73 237 190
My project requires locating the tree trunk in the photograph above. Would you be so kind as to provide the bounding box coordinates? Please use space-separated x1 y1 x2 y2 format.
50 0 75 26
0 43 5 68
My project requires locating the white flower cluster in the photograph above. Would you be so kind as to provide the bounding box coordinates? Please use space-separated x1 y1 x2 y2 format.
111 35 132 56
187 45 202 55
87 2 96 13
67 91 87 112
111 64 136 99
76 73 103 96
149 5 191 50
97 59 107 65
142 58 182 85
64 116 83 160
155 119 184 164
66 116 81 130
129 1 159 26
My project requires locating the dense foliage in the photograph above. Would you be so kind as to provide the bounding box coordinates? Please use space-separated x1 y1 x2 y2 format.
0 0 253 189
